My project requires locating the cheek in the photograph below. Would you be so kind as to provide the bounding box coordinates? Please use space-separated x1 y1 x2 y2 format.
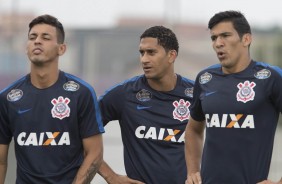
212 43 217 51
26 48 33 58
26 44 31 54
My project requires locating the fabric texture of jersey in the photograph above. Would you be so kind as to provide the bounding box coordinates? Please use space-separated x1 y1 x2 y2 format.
0 71 105 184
190 60 282 184
99 74 194 184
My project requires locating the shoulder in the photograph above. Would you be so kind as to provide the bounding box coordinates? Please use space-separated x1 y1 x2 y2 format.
100 75 143 96
62 72 96 94
202 64 221 73
178 74 194 84
194 64 221 83
177 74 195 87
0 75 27 100
196 64 221 77
253 61 282 78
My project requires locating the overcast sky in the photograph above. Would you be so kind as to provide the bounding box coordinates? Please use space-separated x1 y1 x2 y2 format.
1 0 282 29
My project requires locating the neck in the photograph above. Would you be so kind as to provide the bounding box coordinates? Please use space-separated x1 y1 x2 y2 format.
147 73 177 92
30 64 60 89
223 56 252 74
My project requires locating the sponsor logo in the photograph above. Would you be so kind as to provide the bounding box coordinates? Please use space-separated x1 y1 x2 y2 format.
135 126 185 143
7 89 23 102
136 105 151 110
236 80 256 103
17 108 32 114
206 114 255 128
17 132 70 146
51 96 71 120
63 81 80 91
136 89 152 102
199 72 212 84
254 69 271 79
173 99 190 122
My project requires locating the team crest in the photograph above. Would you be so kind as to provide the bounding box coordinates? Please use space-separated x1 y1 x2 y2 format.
236 81 256 103
173 99 190 122
51 96 71 120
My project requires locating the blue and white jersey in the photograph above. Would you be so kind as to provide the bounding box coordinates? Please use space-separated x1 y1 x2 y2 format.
99 74 194 184
0 71 104 184
191 60 282 184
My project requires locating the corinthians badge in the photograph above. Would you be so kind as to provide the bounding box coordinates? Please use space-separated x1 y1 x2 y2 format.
173 99 190 122
51 96 71 120
236 80 256 103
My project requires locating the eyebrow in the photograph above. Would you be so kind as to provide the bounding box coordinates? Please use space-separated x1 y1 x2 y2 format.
139 48 156 52
211 32 232 39
29 32 51 36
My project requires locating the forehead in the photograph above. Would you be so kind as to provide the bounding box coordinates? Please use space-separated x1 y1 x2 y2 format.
29 24 57 36
139 37 160 49
210 21 237 35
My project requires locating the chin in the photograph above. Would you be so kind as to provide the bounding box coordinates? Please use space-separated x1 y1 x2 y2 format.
144 74 151 79
31 60 45 66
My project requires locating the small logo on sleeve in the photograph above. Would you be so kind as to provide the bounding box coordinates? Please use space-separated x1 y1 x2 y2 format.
185 87 193 98
7 89 23 102
254 69 271 79
63 81 80 91
199 72 212 84
136 89 152 102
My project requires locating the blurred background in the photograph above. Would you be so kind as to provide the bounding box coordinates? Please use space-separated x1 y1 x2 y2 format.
0 0 281 183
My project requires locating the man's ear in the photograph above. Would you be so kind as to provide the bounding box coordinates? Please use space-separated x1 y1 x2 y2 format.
58 43 66 56
168 50 177 63
242 33 252 47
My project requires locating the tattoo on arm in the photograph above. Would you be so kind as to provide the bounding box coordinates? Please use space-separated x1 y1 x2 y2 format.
84 161 100 184
73 161 101 184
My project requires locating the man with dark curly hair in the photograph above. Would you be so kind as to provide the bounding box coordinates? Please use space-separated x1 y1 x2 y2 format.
98 26 194 184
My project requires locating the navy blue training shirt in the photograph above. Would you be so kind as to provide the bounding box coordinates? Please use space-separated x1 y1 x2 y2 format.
0 71 105 184
190 60 282 184
99 74 194 184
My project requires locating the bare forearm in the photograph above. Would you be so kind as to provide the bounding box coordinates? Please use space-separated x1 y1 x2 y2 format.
98 160 117 182
0 144 9 184
185 120 204 175
73 134 103 184
72 153 102 184
0 165 7 184
98 159 145 184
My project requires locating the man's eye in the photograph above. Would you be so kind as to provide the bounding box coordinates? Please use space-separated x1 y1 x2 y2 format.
29 36 36 40
211 36 216 41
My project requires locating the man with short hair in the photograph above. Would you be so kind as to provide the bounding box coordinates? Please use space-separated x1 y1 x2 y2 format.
185 10 282 184
0 14 104 184
98 26 194 184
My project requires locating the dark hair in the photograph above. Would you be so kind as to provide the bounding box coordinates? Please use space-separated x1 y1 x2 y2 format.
140 26 179 54
28 14 65 44
208 10 251 38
